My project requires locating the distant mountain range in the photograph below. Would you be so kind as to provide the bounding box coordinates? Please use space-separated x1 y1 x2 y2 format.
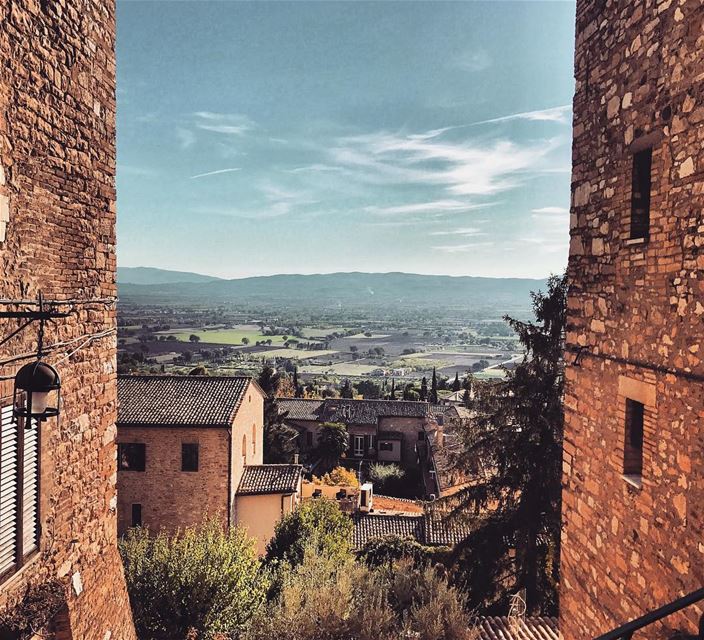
118 267 547 315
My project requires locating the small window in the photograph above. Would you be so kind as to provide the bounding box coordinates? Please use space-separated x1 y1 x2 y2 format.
417 431 425 441
181 443 199 472
379 442 393 452
624 399 644 478
630 148 652 240
118 443 146 472
252 424 256 455
131 503 142 527
242 434 247 464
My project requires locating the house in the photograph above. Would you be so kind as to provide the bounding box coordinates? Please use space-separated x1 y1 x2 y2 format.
279 398 443 468
561 1 704 638
0 2 136 638
116 375 302 553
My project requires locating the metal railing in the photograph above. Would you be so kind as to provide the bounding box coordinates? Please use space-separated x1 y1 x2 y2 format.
594 588 704 639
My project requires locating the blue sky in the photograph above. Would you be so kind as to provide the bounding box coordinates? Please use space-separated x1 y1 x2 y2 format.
116 1 576 279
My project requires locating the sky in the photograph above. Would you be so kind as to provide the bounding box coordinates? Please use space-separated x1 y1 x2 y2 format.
116 0 576 280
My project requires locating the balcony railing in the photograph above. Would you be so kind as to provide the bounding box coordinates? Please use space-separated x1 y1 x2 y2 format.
594 588 704 639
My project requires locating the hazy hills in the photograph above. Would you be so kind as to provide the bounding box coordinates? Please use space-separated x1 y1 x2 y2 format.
118 267 547 315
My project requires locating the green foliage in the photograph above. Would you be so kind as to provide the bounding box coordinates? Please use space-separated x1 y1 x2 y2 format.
340 378 353 398
119 521 268 640
449 273 567 615
355 379 381 399
429 368 438 404
368 462 405 494
316 422 349 467
420 376 428 401
452 372 461 392
265 499 353 569
246 552 472 640
402 383 419 401
357 535 450 569
258 366 300 463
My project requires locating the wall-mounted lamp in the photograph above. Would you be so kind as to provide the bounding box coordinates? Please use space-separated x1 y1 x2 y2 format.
13 360 61 423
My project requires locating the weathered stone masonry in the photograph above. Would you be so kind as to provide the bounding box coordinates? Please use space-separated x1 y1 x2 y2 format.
561 1 704 639
0 1 135 638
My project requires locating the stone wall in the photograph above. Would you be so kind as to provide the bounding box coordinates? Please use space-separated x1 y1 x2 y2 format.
0 1 135 638
561 1 704 638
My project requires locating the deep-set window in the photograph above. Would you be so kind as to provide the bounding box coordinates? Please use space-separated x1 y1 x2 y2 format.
379 442 393 452
623 399 644 478
630 148 652 240
0 403 40 581
181 443 199 472
118 443 146 472
131 503 142 527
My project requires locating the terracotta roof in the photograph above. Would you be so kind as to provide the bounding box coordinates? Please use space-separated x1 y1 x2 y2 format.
323 399 429 424
117 375 253 427
277 398 325 421
352 510 470 549
474 617 560 640
237 464 302 495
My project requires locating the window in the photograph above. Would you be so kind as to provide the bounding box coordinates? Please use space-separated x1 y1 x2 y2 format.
0 404 40 580
252 424 256 456
353 435 364 457
624 399 644 478
131 503 142 527
242 434 247 464
630 148 652 240
379 442 393 452
417 431 425 441
181 443 199 472
118 443 146 472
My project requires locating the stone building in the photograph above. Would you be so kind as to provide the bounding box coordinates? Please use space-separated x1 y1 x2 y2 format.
561 1 704 638
0 1 136 638
117 375 302 552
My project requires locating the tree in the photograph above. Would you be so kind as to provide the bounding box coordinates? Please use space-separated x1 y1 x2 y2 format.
265 499 353 569
188 365 208 376
242 337 250 345
292 369 303 398
403 383 419 401
389 378 396 400
429 368 438 404
258 366 299 463
188 334 201 343
452 372 461 392
340 378 353 399
448 273 567 616
420 376 428 402
317 422 349 469
369 462 405 494
356 379 381 400
120 520 267 640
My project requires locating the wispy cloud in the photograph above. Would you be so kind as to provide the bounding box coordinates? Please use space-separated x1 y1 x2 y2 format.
364 200 490 217
531 206 569 215
454 49 492 72
189 167 241 180
429 227 483 237
193 112 255 136
472 104 572 126
432 241 495 253
176 128 196 150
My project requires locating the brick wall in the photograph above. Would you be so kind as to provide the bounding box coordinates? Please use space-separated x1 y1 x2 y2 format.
0 1 135 638
117 426 231 534
561 1 704 638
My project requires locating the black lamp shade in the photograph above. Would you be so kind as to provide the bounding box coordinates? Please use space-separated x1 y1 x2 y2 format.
13 361 61 421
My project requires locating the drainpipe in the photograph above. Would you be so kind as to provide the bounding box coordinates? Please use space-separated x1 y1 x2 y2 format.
227 427 232 529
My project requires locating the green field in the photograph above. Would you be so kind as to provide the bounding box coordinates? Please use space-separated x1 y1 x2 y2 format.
258 348 339 360
299 362 381 376
300 327 350 338
157 328 290 345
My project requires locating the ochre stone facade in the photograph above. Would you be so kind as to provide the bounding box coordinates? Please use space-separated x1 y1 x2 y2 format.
117 382 264 534
0 1 135 638
561 1 704 638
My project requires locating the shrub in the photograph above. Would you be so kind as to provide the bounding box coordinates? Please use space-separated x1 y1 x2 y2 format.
368 462 405 494
316 422 349 469
265 499 353 570
119 520 267 640
315 466 359 488
357 534 449 568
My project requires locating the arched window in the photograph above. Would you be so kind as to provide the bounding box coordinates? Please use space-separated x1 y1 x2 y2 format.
242 434 247 465
252 424 256 456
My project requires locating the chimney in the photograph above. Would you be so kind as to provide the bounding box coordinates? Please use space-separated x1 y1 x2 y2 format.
293 453 299 464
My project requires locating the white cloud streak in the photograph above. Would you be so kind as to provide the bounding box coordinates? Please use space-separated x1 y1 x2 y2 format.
471 104 572 126
429 227 483 237
189 167 241 180
432 241 495 253
531 206 569 215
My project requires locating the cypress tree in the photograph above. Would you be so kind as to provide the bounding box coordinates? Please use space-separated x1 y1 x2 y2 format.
429 368 438 404
452 372 461 392
420 376 428 401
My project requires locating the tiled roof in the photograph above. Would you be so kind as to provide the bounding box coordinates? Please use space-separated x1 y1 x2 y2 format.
237 464 303 495
117 375 253 427
277 398 325 421
474 617 560 640
279 398 432 426
352 510 471 549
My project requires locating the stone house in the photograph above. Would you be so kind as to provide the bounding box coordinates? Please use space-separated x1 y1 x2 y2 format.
279 398 441 468
116 375 302 552
561 1 704 638
0 2 136 638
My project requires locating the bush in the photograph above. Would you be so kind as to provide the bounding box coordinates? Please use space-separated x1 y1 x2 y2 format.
315 466 359 488
357 534 449 568
245 552 473 640
265 499 353 570
119 521 267 640
368 463 405 494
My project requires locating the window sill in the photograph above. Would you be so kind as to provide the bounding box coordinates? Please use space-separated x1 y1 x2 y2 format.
622 474 642 489
624 237 648 247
